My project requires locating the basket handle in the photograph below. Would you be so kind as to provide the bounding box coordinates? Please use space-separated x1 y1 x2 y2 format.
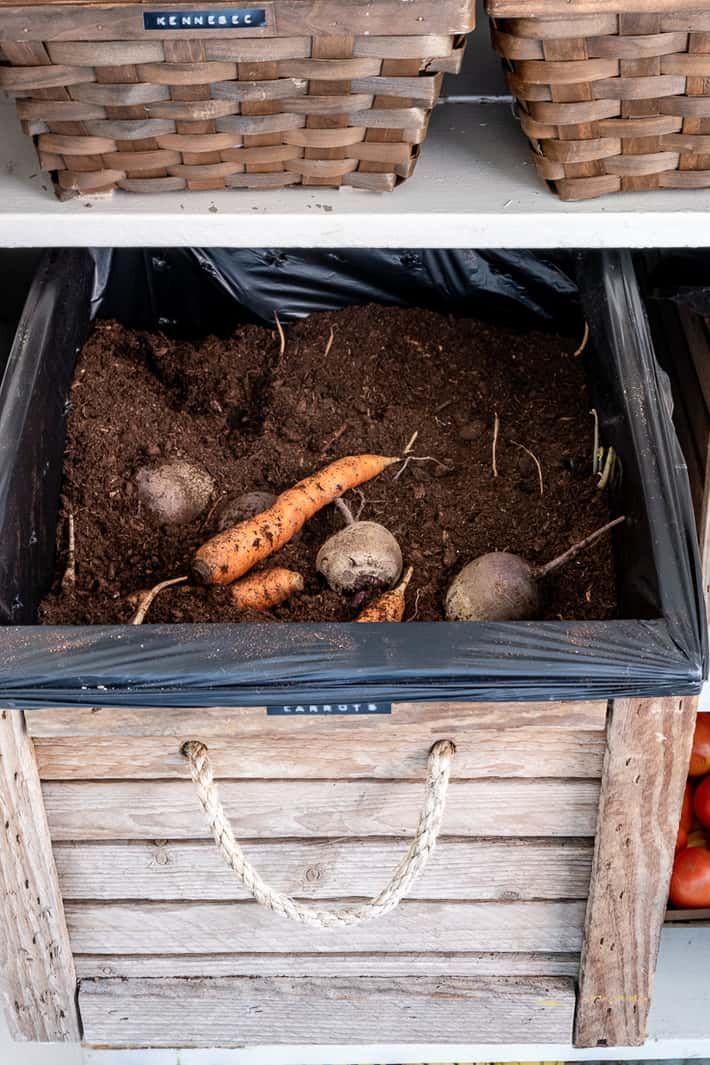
181 737 455 928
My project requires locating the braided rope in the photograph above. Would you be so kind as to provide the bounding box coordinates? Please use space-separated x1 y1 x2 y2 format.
182 737 455 928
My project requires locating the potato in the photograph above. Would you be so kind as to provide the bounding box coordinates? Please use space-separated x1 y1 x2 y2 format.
316 520 402 595
135 459 215 525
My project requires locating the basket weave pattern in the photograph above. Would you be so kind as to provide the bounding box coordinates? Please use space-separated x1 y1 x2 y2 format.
491 11 710 200
0 27 467 196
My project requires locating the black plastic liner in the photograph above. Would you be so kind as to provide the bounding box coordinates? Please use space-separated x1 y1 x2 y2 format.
0 247 704 708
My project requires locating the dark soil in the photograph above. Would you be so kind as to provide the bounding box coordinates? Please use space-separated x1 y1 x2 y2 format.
39 307 618 625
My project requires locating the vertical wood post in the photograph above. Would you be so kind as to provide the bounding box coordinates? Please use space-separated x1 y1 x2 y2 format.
574 695 697 1048
0 709 80 1042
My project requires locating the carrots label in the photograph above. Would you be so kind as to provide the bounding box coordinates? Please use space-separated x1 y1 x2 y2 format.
267 702 392 716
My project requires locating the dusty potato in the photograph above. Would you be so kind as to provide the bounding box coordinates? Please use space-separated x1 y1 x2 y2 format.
316 520 402 594
135 459 215 525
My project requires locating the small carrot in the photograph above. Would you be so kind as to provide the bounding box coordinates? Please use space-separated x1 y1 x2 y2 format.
355 566 414 623
192 454 399 586
230 567 304 612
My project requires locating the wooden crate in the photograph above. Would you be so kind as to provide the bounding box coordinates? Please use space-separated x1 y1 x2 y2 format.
486 0 710 201
0 0 474 197
0 695 696 1049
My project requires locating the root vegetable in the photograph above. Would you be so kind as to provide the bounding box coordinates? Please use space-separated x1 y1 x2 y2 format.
229 567 304 612
356 566 414 622
317 518 402 595
445 515 625 622
192 454 399 586
136 460 215 525
214 491 277 533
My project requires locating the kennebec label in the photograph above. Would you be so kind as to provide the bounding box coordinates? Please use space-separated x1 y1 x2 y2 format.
267 702 392 716
144 9 266 30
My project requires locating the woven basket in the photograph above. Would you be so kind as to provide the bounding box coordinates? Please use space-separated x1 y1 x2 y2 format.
487 0 710 200
0 0 474 197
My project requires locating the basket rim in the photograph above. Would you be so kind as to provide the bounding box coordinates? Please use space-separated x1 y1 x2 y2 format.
488 0 710 17
0 0 475 14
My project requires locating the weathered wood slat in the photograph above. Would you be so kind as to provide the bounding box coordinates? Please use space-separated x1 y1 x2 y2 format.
0 2 474 40
34 728 605 779
54 838 593 900
67 899 585 954
0 711 80 1042
24 699 608 736
575 696 697 1049
75 950 581 979
43 778 601 840
78 975 576 1046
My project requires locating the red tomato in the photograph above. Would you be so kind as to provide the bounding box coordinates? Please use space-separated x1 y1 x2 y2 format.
677 782 693 850
689 713 710 776
670 847 710 907
694 776 710 830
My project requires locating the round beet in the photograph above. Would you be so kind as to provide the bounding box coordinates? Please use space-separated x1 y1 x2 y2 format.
445 552 539 621
316 520 402 595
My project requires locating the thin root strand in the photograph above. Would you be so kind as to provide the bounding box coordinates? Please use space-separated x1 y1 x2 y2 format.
492 412 500 478
130 575 188 625
512 440 544 496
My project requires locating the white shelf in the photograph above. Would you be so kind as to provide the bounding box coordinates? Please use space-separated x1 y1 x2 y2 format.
5 96 710 248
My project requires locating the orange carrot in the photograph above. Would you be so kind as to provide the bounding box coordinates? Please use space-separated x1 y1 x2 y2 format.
192 454 399 586
229 567 304 612
355 566 414 623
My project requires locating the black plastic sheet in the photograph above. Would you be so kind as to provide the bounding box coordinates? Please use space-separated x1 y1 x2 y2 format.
0 247 704 708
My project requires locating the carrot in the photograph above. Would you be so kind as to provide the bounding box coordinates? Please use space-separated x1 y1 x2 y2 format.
229 567 304 612
192 454 399 586
355 566 414 623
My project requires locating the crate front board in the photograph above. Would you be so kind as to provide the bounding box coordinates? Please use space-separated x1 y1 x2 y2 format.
0 697 695 1049
0 0 474 196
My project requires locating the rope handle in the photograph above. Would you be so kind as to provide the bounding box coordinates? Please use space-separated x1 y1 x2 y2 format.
181 737 456 928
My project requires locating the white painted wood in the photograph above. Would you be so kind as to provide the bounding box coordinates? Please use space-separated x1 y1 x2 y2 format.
8 98 710 248
54 838 593 900
74 950 581 979
42 778 601 839
33 728 605 779
77 975 577 1046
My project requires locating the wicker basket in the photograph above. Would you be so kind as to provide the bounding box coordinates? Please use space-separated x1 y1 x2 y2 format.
487 0 710 200
0 0 473 197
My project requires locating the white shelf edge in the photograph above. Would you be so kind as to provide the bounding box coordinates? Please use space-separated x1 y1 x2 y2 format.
5 99 710 247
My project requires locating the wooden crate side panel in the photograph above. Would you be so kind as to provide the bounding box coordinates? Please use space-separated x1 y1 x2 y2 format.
65 898 586 954
33 727 606 779
77 975 576 1047
0 710 80 1042
25 699 609 736
42 778 601 839
575 696 697 1049
54 838 594 900
74 951 582 979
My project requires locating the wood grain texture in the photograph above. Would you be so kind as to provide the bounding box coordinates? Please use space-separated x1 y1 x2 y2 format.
0 1 475 39
574 696 698 1049
78 975 575 1047
0 710 79 1042
54 838 593 901
33 728 605 779
74 950 581 979
42 778 601 840
65 899 586 954
24 700 608 736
